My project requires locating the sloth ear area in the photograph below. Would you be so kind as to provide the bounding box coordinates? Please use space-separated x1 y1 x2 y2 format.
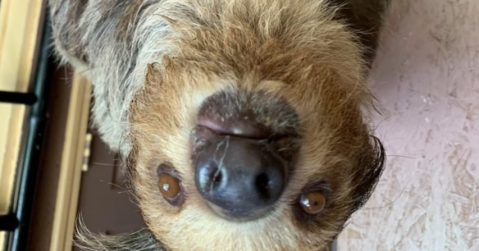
349 135 386 213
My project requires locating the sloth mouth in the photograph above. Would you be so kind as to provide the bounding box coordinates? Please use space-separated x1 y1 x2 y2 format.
195 89 299 140
197 112 273 140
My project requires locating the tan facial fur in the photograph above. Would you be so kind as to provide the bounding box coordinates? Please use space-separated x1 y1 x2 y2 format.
49 0 390 250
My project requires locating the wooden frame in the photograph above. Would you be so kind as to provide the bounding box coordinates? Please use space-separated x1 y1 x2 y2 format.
50 74 91 251
0 0 45 248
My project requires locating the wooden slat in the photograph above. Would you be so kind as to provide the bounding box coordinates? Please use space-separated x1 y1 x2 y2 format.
50 73 91 251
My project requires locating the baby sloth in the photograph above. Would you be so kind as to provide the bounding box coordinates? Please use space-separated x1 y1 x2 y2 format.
49 0 390 250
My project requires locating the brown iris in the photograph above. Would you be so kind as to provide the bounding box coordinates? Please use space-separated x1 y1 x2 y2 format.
300 191 326 215
158 173 181 199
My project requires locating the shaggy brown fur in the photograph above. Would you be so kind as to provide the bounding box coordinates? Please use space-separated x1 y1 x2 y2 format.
49 0 390 250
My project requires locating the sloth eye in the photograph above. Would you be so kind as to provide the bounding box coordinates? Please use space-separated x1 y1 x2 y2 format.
157 164 185 206
299 191 326 215
159 173 181 199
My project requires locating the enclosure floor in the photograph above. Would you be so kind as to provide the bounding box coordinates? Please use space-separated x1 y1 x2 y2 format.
338 0 479 250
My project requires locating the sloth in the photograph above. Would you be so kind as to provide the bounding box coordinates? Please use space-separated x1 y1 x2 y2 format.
49 0 390 250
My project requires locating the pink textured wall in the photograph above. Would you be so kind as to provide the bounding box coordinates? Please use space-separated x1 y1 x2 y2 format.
339 0 479 250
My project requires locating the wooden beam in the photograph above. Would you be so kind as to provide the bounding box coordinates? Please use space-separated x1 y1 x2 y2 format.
50 73 91 251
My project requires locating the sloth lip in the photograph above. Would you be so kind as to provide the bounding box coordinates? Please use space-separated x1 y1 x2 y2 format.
193 90 300 141
197 114 273 140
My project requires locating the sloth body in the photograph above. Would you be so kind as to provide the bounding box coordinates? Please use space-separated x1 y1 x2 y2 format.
49 0 390 250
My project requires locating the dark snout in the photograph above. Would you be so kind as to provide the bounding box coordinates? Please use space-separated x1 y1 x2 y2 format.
194 128 288 219
191 91 300 221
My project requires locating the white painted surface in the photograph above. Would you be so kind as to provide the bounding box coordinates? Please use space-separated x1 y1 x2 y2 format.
339 0 479 250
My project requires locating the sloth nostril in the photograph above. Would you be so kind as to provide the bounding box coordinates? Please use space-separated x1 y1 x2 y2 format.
212 168 222 189
255 173 271 199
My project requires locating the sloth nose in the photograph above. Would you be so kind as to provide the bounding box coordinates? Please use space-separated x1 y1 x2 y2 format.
194 130 288 220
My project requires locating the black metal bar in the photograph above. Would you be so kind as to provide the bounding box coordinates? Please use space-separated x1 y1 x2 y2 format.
0 91 37 105
6 10 53 251
0 214 19 231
